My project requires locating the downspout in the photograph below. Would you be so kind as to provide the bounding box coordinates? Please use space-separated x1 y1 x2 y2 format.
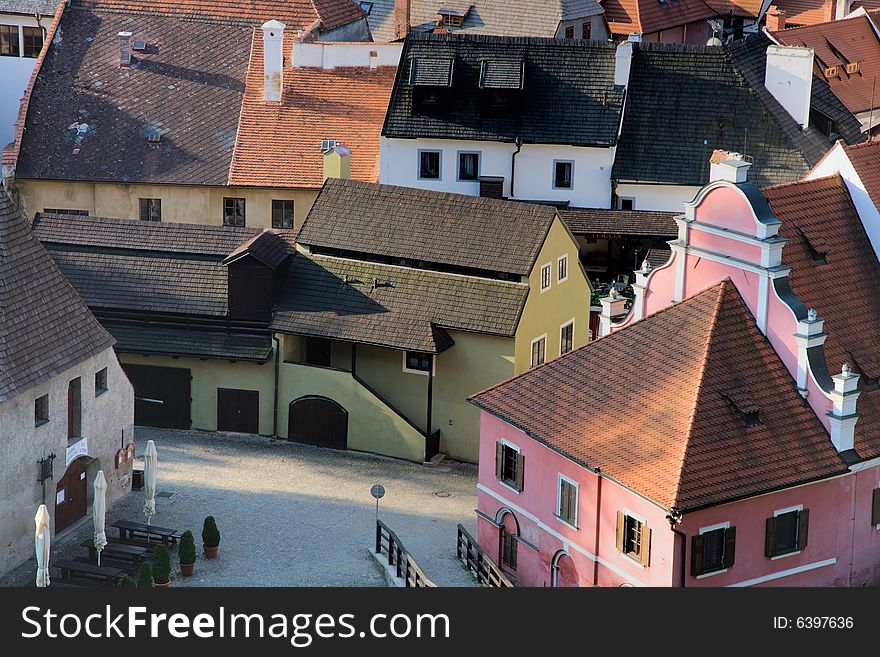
849 470 857 587
509 138 523 199
426 357 434 441
272 334 280 438
667 509 686 588
592 470 602 586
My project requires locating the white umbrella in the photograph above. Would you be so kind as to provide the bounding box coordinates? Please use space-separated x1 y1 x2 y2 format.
93 470 107 566
143 440 158 525
34 505 51 588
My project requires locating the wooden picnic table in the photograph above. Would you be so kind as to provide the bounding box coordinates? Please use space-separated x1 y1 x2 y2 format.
80 540 151 567
55 559 126 586
112 520 182 546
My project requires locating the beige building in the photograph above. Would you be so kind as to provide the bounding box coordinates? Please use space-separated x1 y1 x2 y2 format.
0 190 134 578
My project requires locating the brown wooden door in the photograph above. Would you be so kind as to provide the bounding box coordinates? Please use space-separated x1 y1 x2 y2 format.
287 396 347 450
217 388 260 433
123 364 191 429
55 459 88 533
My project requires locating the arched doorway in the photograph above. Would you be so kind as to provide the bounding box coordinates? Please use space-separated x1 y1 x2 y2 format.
55 458 89 533
287 396 348 450
551 550 579 587
496 508 520 573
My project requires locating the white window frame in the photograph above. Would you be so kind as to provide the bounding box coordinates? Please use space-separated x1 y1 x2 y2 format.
530 334 547 368
402 351 436 376
617 196 636 210
557 254 569 283
770 504 803 560
696 521 730 579
552 159 574 190
559 318 575 356
499 439 522 495
456 150 481 182
417 149 442 180
556 474 579 529
540 263 552 292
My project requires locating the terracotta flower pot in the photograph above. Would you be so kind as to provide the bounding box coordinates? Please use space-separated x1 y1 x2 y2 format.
153 580 171 588
204 545 220 559
180 562 195 577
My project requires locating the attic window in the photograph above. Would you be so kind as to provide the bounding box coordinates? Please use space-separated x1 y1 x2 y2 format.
824 65 839 78
720 392 762 428
479 60 524 90
845 353 879 391
440 13 464 27
132 39 147 51
360 1 373 15
795 227 827 265
321 138 337 152
409 57 454 87
846 61 859 74
147 131 161 143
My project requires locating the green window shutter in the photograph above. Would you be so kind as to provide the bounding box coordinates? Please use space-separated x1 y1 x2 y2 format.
691 534 705 577
722 526 736 568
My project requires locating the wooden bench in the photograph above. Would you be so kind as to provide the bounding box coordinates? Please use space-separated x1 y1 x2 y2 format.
112 520 182 546
56 559 126 586
80 540 151 569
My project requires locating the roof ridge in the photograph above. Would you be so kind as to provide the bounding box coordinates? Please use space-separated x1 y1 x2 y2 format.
773 12 868 34
761 171 844 193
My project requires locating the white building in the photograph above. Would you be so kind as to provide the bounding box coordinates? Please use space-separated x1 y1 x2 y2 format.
0 188 134 578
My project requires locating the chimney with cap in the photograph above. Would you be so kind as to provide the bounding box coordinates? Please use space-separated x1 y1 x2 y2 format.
614 41 633 87
764 45 814 129
709 150 751 183
323 144 351 181
118 31 132 68
262 20 286 103
828 363 860 453
766 6 786 31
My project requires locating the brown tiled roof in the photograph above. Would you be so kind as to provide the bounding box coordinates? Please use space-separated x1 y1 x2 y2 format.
702 0 764 17
298 179 559 276
773 0 833 25
764 174 880 459
844 140 880 211
560 207 678 237
0 191 115 402
76 0 366 30
772 15 880 114
272 253 528 352
470 280 846 510
602 0 719 36
228 35 395 188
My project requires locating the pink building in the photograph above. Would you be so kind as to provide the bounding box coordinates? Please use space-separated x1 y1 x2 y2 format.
468 155 880 587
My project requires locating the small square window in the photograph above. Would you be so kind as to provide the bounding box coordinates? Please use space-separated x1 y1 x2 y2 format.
553 161 573 189
560 321 574 355
22 26 44 58
272 199 294 229
558 254 568 283
530 336 546 368
223 197 246 226
418 150 441 179
620 513 648 563
540 263 551 291
582 22 592 40
496 441 523 491
564 25 574 39
35 394 49 427
0 25 20 57
457 152 480 181
558 476 578 526
95 368 108 396
618 197 635 210
404 351 432 373
766 509 806 557
139 198 161 222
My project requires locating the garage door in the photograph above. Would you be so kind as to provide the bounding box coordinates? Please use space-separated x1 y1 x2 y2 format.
123 364 191 429
288 396 348 450
217 388 260 434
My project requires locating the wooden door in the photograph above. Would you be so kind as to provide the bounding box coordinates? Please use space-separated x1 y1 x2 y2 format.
287 396 347 450
123 364 191 429
217 388 260 433
55 459 88 533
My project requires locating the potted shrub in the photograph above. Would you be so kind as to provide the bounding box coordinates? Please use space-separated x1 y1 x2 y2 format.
136 562 153 588
202 516 220 558
117 575 137 588
178 530 196 577
152 544 172 588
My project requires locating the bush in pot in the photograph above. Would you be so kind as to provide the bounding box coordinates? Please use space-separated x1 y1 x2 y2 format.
117 575 137 588
136 562 153 588
152 544 172 588
202 516 220 558
178 530 197 577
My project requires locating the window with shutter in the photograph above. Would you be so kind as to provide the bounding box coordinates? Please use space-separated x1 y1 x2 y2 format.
766 508 804 557
620 512 647 564
872 488 880 528
557 476 577 527
498 443 522 491
692 525 733 576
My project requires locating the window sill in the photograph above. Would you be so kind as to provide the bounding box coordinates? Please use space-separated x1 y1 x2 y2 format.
554 515 578 531
34 420 49 428
95 388 108 397
696 567 728 580
622 551 647 568
499 480 522 495
770 549 801 561
402 368 431 376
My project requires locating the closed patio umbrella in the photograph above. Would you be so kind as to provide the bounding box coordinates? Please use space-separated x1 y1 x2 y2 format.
143 440 158 525
93 470 107 566
35 505 50 588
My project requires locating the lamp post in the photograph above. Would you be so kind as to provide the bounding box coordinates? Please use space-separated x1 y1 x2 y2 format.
371 483 385 554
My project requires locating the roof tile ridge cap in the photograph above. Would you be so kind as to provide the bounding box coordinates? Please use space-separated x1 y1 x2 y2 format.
670 280 730 510
762 172 845 194
227 25 258 187
777 13 866 34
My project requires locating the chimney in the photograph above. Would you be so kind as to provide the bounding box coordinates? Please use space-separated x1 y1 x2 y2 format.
394 0 411 40
599 288 628 337
766 6 786 31
828 363 860 452
118 31 132 68
615 42 633 87
765 45 814 129
323 144 351 181
709 150 751 183
262 20 286 103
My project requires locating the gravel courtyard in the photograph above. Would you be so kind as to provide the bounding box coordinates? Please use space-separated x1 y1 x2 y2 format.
2 428 478 587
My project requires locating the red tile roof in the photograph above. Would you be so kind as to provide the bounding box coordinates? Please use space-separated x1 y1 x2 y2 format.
772 0 834 26
772 15 880 114
702 0 764 17
844 140 880 210
228 35 395 188
764 174 880 459
470 280 846 511
77 0 366 31
602 0 719 35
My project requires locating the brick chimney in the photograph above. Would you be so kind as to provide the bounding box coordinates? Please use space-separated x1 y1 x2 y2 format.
118 31 132 68
765 45 814 129
766 6 786 32
323 144 351 181
394 0 411 40
262 20 286 103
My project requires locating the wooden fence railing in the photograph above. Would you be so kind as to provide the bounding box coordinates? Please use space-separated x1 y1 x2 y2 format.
375 519 436 588
456 524 514 587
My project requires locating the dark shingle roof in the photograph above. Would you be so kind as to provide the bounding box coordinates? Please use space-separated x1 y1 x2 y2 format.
298 178 558 276
613 35 865 187
223 230 292 269
559 207 678 237
15 5 252 185
470 280 847 511
272 253 528 352
1 0 58 15
382 33 625 147
105 321 272 361
0 190 114 402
